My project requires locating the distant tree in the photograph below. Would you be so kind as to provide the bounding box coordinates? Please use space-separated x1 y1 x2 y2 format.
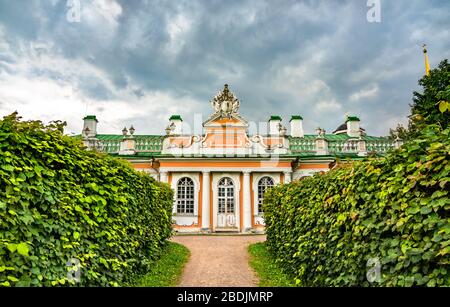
390 59 449 141
408 59 450 137
388 123 409 140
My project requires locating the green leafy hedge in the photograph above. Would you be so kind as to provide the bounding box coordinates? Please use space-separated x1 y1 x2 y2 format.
264 125 450 286
0 113 173 286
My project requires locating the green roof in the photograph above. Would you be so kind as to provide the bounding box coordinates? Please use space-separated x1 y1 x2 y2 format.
95 134 164 153
289 134 394 154
270 115 282 121
83 115 98 121
290 115 303 121
346 116 360 122
76 132 393 159
169 115 182 121
290 134 389 141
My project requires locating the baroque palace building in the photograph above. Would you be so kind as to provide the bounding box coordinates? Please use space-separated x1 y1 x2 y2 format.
81 84 402 233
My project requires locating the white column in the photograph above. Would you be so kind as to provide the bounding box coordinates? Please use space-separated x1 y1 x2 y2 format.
243 171 252 232
201 171 210 231
159 171 168 183
284 171 292 184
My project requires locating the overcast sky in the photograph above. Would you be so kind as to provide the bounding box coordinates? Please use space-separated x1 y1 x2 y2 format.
0 0 449 136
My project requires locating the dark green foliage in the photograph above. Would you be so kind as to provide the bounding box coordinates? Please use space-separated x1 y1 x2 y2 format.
264 125 450 286
411 60 450 131
0 113 173 286
394 59 450 141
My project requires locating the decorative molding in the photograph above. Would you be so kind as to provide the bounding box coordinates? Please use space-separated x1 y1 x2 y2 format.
159 167 293 173
211 84 240 117
255 219 265 226
251 173 280 187
203 84 249 127
173 220 199 227
212 173 241 192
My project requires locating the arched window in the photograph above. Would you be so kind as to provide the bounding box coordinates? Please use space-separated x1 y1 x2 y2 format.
218 177 235 214
258 177 274 214
177 177 195 214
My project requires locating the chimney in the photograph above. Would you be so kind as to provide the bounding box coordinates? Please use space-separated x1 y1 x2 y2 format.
290 115 304 137
168 115 183 135
346 115 361 138
82 115 98 137
268 115 282 135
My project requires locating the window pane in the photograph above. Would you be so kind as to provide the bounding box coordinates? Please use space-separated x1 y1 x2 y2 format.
257 177 274 214
218 177 235 215
177 177 195 214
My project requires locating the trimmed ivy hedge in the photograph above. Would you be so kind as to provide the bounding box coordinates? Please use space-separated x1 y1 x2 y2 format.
264 125 450 287
0 113 173 286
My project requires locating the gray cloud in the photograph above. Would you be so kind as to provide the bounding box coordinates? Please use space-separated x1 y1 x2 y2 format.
0 0 449 136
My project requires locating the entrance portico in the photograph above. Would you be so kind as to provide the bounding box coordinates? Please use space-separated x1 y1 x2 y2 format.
160 158 293 233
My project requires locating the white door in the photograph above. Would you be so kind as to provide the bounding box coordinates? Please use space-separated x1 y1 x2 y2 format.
217 177 236 228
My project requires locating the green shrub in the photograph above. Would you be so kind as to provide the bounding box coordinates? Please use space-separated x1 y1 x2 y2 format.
0 113 173 286
264 125 450 287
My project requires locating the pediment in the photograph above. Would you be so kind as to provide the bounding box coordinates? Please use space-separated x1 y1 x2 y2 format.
203 113 248 127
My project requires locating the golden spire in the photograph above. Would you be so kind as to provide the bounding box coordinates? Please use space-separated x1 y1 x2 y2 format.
422 43 430 76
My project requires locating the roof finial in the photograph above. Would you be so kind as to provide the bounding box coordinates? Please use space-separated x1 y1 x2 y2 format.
223 84 229 93
422 43 430 76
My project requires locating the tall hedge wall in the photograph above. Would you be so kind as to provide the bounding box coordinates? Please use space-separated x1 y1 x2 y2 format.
264 125 450 287
0 113 173 286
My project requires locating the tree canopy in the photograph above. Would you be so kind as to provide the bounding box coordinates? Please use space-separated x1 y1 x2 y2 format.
390 59 450 140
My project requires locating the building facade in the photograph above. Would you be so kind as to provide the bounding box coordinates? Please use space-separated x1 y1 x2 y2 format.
81 84 401 233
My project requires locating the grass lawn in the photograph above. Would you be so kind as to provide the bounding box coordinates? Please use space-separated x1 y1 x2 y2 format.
133 241 190 287
248 242 296 287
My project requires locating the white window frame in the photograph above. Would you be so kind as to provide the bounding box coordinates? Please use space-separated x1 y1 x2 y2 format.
171 173 200 217
252 174 280 217
257 176 275 215
217 177 235 215
212 173 240 230
176 177 195 215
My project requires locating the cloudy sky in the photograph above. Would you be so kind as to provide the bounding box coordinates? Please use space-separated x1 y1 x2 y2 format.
0 0 449 136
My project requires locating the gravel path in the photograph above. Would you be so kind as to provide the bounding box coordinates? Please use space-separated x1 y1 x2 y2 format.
172 235 266 287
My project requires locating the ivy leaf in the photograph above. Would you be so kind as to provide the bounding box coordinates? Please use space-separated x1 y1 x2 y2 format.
6 243 17 253
34 165 44 177
437 246 450 257
438 101 448 113
420 207 432 215
7 276 19 282
1 165 14 172
17 242 30 256
427 279 436 287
